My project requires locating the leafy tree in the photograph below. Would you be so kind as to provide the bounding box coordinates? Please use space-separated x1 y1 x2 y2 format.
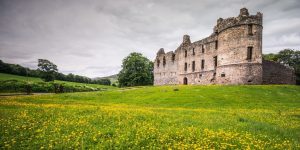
118 52 153 87
37 59 58 82
277 49 300 67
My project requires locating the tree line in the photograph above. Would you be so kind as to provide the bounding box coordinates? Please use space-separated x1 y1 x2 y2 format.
0 59 111 85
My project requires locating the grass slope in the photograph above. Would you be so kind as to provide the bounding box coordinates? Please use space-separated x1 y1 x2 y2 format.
0 85 299 149
0 73 43 82
0 73 116 93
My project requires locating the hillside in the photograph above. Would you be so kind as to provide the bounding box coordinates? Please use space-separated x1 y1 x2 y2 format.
0 73 116 93
0 85 299 149
0 73 43 82
96 74 118 84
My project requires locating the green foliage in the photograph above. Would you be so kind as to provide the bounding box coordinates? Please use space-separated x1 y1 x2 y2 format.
0 60 111 86
0 60 39 77
263 53 278 61
0 85 299 149
118 52 153 87
264 49 300 84
0 80 105 93
0 73 116 93
37 59 58 82
93 78 111 85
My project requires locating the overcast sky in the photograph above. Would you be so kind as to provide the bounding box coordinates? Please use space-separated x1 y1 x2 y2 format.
0 0 299 77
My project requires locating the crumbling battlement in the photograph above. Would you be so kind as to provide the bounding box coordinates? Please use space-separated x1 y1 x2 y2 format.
214 8 263 34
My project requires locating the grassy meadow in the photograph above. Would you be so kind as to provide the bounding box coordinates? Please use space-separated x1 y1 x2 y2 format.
0 85 300 149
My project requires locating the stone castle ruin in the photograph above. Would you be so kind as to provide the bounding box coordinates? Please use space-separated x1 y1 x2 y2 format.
154 8 296 85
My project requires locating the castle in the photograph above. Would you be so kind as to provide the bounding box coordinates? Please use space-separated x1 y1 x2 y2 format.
154 8 296 85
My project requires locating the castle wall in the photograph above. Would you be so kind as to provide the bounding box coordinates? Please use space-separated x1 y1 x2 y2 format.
262 60 296 84
154 50 178 85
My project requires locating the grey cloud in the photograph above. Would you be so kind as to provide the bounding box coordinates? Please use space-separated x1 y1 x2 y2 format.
0 0 299 77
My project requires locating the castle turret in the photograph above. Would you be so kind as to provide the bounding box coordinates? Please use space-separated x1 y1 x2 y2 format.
239 7 249 17
182 35 191 44
214 7 263 84
157 48 165 56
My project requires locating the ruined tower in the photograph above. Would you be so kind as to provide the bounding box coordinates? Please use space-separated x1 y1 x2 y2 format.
154 8 295 85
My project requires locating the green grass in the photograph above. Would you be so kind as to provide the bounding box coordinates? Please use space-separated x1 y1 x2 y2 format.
0 85 300 149
0 73 116 93
0 73 43 82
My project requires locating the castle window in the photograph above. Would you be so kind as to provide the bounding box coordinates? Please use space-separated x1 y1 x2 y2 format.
163 56 166 67
221 73 225 77
201 59 205 70
199 74 202 78
215 40 218 50
172 54 175 62
247 47 253 60
185 50 187 57
192 48 195 55
192 61 195 72
157 59 160 67
248 24 253 35
184 62 187 71
213 56 218 68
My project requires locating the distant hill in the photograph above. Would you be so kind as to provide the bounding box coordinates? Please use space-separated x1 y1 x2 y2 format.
95 74 118 84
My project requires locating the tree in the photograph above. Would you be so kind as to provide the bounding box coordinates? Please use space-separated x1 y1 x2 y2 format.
277 49 299 67
118 52 153 87
37 59 58 82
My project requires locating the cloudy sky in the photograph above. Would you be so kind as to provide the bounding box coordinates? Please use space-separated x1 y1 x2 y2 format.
0 0 299 77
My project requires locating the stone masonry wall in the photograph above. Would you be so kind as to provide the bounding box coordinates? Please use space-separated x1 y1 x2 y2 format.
262 60 296 84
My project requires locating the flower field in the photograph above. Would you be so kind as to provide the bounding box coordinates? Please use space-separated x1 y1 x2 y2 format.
0 85 300 149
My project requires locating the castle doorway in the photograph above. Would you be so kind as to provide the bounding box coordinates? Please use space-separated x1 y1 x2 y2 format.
183 77 188 85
